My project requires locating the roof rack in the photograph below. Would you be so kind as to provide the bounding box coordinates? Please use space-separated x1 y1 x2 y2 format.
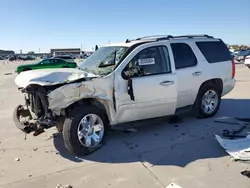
125 35 173 43
171 34 214 39
125 34 213 43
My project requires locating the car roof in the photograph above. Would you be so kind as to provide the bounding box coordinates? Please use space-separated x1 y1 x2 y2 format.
104 35 221 48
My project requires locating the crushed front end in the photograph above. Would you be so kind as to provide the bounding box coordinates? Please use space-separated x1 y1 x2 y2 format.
13 84 59 136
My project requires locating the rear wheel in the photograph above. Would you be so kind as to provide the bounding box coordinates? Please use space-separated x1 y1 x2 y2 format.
63 105 108 156
193 83 221 118
247 65 250 69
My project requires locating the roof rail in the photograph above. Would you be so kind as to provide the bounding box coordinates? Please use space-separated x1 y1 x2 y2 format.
125 35 173 43
171 34 214 39
136 35 173 40
125 34 213 43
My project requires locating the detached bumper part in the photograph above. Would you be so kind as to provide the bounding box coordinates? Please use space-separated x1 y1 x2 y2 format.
13 105 33 133
13 105 45 136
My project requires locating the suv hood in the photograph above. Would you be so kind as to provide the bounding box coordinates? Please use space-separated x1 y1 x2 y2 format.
15 68 99 88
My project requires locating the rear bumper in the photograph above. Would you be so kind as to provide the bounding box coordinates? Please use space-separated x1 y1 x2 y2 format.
222 78 236 97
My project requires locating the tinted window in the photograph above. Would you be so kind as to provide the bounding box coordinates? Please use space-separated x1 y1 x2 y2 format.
171 43 197 69
196 41 231 63
52 59 59 64
59 59 66 64
124 46 171 77
55 56 72 59
41 60 51 64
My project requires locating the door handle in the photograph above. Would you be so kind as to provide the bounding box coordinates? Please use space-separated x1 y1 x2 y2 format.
159 80 174 86
192 71 202 76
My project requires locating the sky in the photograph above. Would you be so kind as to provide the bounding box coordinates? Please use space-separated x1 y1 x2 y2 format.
0 0 250 53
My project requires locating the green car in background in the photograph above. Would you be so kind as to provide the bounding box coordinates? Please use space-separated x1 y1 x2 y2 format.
15 58 77 74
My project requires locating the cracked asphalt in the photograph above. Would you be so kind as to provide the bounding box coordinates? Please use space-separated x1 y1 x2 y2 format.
0 60 250 188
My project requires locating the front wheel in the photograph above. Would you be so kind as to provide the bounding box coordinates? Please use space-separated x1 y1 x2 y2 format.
193 84 221 118
63 106 108 156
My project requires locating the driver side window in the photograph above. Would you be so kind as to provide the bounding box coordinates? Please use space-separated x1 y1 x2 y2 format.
123 46 171 78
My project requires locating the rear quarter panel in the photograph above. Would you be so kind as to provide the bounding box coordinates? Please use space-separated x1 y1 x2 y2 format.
193 39 235 96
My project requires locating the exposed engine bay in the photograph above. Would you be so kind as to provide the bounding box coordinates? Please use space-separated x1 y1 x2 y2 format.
14 77 87 136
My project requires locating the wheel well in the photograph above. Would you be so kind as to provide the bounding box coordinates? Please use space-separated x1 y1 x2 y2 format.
65 98 110 124
199 78 223 94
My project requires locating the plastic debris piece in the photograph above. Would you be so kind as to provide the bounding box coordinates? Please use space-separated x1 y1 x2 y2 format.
15 158 20 162
215 134 250 160
214 116 248 125
241 170 250 179
166 183 183 188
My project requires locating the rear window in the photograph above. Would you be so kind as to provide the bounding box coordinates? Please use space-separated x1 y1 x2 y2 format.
196 41 231 63
171 43 197 69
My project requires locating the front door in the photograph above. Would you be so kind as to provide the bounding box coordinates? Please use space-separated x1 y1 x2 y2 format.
114 44 177 123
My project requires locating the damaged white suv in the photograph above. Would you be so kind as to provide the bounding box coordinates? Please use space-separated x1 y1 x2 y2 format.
14 34 236 156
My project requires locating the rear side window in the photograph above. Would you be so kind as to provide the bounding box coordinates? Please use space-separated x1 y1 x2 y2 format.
171 43 197 69
196 41 231 63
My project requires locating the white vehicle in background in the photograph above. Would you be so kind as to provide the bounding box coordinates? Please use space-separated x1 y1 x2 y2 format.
13 34 236 156
244 55 250 68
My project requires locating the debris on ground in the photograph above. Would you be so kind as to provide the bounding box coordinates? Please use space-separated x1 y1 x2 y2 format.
33 148 38 151
15 158 20 162
214 116 249 125
4 73 12 75
215 134 250 161
56 184 73 188
235 117 250 122
222 125 247 139
241 170 250 179
166 183 183 188
124 128 138 133
46 133 60 141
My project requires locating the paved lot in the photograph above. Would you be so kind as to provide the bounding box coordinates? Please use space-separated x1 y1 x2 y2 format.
0 60 250 188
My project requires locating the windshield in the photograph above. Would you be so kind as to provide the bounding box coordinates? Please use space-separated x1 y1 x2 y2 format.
79 46 128 76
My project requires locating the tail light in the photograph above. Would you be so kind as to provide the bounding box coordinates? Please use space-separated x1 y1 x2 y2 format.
245 56 250 60
232 59 236 78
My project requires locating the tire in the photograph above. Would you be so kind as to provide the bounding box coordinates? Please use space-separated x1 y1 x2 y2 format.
247 65 250 69
193 83 221 118
63 105 109 156
55 116 66 133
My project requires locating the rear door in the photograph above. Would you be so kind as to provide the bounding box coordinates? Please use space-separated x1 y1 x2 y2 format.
169 42 204 108
114 43 177 123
